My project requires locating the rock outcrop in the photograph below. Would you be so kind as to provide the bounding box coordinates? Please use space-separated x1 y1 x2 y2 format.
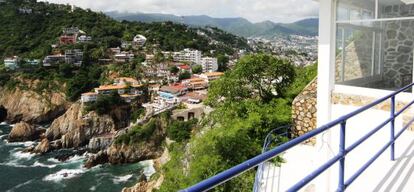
8 122 39 142
0 87 69 124
107 118 166 164
46 102 118 148
33 138 51 154
88 135 113 153
84 151 109 169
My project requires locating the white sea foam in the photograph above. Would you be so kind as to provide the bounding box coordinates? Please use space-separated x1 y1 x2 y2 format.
0 122 7 125
47 157 61 164
0 161 29 168
33 161 57 168
5 141 36 147
43 168 85 182
139 160 156 179
0 134 7 139
11 151 35 160
112 174 133 184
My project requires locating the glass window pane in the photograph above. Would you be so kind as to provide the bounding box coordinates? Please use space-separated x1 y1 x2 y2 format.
337 0 375 21
379 0 414 19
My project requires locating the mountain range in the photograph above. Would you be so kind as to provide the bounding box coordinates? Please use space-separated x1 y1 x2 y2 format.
106 12 319 39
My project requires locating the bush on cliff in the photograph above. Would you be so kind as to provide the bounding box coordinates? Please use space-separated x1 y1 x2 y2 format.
85 92 126 115
167 119 198 142
115 118 158 145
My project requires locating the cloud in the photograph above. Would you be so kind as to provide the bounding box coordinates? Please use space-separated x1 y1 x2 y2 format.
39 0 319 23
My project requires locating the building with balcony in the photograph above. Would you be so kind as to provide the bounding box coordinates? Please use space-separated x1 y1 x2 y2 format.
42 55 65 67
65 49 83 66
201 57 218 72
173 49 202 64
198 72 224 82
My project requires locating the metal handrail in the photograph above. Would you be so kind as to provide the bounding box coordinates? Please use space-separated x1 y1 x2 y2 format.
181 82 414 192
253 125 291 192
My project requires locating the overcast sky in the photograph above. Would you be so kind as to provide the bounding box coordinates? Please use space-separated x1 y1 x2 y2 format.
39 0 319 23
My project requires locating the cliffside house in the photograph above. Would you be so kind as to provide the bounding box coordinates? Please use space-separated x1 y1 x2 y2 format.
4 56 20 70
42 54 65 67
159 84 188 102
59 27 84 45
65 49 83 66
81 92 98 103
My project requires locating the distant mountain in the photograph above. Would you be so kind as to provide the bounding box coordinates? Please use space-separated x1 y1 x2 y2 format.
106 12 319 38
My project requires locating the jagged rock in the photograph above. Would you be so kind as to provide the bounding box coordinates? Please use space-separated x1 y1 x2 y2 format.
8 122 38 142
46 102 130 149
107 118 166 164
0 105 7 122
88 136 113 153
84 151 109 169
33 138 50 154
0 87 69 124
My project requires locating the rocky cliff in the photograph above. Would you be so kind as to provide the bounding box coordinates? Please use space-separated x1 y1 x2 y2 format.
45 102 130 149
0 87 69 124
8 121 43 142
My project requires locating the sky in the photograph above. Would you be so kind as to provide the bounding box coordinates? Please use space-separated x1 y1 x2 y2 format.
39 0 319 23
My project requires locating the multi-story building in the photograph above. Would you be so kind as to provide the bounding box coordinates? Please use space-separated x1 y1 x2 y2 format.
77 35 92 43
114 52 134 63
65 49 83 66
201 57 218 72
4 56 20 70
42 55 65 67
173 49 202 64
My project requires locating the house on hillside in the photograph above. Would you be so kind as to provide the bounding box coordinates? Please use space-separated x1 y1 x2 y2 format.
198 72 224 82
132 34 147 48
4 56 20 70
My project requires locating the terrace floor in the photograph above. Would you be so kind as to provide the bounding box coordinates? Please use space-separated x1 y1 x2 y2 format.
258 104 414 192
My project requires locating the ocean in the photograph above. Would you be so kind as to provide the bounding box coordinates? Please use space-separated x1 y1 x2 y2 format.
0 123 151 192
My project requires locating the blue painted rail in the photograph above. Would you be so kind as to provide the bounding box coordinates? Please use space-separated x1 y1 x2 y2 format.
181 82 414 192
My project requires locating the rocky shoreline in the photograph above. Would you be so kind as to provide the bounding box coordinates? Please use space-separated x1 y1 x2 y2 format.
1 85 168 191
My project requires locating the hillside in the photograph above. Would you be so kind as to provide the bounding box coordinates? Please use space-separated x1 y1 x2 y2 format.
0 0 249 60
106 12 319 38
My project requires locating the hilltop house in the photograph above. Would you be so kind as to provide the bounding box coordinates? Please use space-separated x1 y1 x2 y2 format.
132 34 147 48
4 56 20 70
43 49 83 67
81 77 145 103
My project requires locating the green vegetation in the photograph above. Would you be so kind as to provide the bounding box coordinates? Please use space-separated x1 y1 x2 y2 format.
115 118 158 145
191 65 202 74
169 66 179 74
167 119 198 142
0 0 249 60
85 92 127 115
160 55 317 191
179 71 191 80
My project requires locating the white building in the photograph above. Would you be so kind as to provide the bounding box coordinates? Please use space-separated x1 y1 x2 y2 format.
201 57 218 72
4 56 20 70
78 35 92 42
173 49 202 64
133 34 147 48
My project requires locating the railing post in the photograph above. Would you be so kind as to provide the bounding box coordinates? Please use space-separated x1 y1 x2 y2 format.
338 121 346 192
390 96 396 161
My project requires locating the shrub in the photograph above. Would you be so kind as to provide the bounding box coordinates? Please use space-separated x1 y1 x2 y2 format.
85 92 126 115
167 119 197 142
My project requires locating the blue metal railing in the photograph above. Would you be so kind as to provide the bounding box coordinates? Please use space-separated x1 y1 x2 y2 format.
181 82 414 192
253 125 291 192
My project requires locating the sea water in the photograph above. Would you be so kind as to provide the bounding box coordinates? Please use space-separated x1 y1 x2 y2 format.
0 124 144 192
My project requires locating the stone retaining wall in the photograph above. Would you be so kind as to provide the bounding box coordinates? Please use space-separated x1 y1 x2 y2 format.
291 78 317 145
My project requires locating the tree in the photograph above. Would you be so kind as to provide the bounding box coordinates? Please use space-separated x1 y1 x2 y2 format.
58 63 74 78
179 71 191 80
217 54 229 72
207 54 295 105
192 65 203 74
169 66 179 74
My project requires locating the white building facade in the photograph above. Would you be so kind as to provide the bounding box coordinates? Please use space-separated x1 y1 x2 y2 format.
173 49 202 64
201 57 218 72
